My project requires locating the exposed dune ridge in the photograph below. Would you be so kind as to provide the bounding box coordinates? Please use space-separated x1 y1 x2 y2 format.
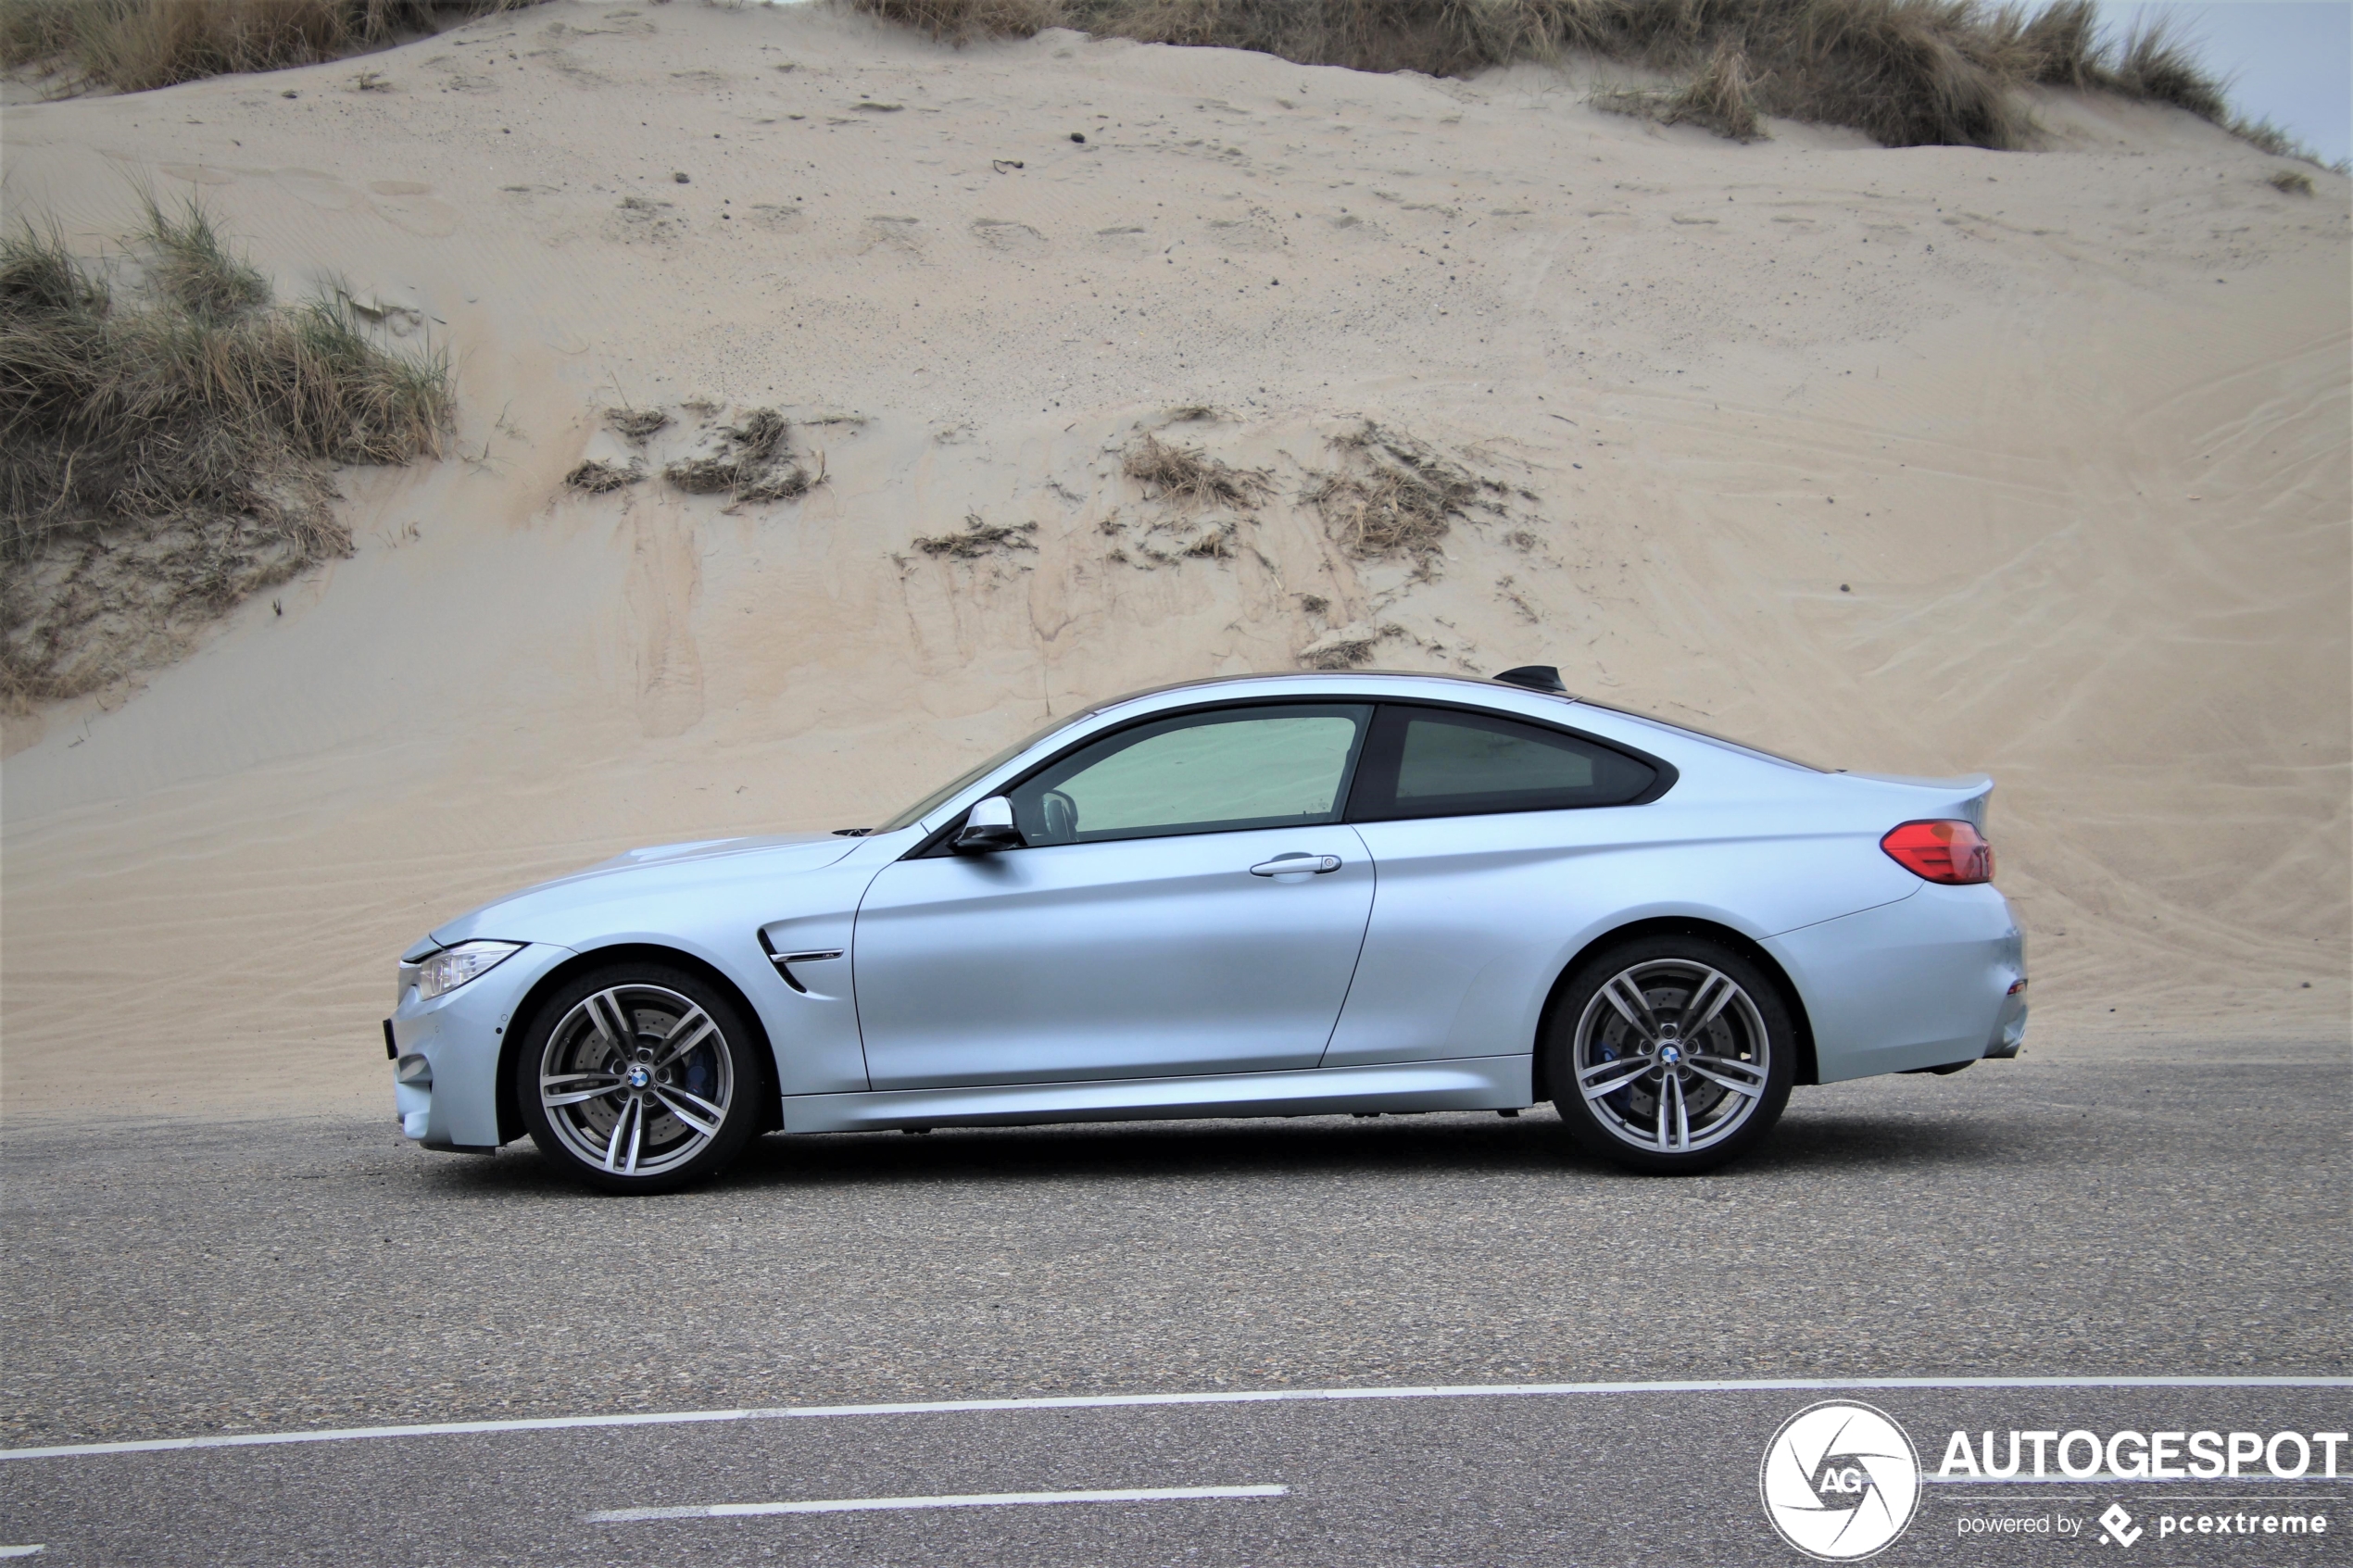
1 1 2345 1118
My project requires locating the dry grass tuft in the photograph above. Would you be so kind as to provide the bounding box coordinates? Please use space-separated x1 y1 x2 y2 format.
1 200 453 702
660 407 820 502
2266 167 2316 196
846 0 1059 46
2237 119 2341 171
1299 621 1395 670
914 512 1038 557
1123 433 1270 510
605 406 670 442
0 0 540 94
846 0 2257 152
724 406 788 463
564 458 641 493
658 458 736 495
733 452 825 503
137 191 270 318
2102 13 2225 121
1304 422 1502 558
1593 37 1765 141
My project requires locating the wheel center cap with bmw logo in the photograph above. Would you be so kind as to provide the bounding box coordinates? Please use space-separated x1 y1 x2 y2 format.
626 1066 650 1089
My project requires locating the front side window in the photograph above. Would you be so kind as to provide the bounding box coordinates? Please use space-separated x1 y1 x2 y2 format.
1348 705 1661 821
1008 704 1373 846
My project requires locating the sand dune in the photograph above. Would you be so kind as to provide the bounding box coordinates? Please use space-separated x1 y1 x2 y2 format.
2 2 2345 1118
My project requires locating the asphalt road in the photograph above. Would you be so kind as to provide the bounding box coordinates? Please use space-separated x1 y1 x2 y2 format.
4 1383 2349 1566
3 1042 2347 1564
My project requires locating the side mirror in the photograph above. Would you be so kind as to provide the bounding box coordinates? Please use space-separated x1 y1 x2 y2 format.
952 796 1024 854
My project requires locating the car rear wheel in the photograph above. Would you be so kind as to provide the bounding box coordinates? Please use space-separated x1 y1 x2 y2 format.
517 965 761 1194
1545 935 1794 1175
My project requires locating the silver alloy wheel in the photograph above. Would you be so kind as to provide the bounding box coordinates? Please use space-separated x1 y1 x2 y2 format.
536 985 734 1178
1570 959 1772 1155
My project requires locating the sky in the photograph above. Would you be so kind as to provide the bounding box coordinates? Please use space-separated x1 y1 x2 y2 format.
2099 1 2352 164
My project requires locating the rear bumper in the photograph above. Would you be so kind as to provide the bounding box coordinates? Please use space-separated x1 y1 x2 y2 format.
1984 976 2029 1059
1767 884 2025 1082
385 941 573 1150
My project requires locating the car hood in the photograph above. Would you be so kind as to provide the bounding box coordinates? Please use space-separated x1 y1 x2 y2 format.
428 832 861 947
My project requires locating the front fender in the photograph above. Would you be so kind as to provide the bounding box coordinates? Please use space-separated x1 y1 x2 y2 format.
546 914 873 1099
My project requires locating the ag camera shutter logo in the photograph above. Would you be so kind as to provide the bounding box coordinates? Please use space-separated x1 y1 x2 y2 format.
1760 1400 1922 1561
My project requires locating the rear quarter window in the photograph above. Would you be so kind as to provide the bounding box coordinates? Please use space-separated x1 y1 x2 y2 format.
1347 705 1666 822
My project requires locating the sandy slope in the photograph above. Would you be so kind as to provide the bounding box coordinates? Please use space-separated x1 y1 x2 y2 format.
2 1 2346 1119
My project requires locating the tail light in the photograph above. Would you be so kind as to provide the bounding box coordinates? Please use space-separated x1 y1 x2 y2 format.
1881 819 1994 884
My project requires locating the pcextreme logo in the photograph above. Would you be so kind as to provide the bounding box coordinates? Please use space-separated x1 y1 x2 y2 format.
1760 1401 1923 1561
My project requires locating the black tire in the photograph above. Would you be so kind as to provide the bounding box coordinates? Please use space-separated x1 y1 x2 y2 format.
516 963 761 1195
1545 934 1794 1175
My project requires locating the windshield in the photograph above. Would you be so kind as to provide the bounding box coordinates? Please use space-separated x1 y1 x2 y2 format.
873 711 1089 832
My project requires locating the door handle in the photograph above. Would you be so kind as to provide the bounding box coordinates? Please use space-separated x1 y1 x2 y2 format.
1249 854 1342 877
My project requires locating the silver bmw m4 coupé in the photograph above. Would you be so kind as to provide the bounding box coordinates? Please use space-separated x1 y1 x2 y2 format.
386 668 2026 1191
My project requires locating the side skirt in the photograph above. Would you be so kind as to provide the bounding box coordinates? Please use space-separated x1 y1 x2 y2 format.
779 1056 1533 1135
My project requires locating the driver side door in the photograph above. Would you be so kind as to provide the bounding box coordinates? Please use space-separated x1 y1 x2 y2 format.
850 703 1378 1089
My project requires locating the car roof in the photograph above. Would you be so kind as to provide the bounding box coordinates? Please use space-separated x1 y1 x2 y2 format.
1080 670 1829 774
1086 668 1567 713
897 670 1842 835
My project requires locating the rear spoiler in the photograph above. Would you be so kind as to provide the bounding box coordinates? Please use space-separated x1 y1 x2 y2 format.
1840 772 1994 828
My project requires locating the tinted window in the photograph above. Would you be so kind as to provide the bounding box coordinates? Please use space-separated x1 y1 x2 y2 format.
1010 704 1372 846
1348 706 1659 821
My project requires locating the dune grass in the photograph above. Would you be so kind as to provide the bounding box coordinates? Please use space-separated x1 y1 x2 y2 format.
1592 35 1766 140
0 199 453 702
661 407 824 503
1305 422 1504 559
846 0 2263 152
914 512 1039 557
564 458 643 493
1123 433 1272 510
0 0 533 94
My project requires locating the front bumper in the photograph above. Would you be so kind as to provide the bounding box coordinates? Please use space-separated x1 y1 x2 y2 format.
385 941 573 1150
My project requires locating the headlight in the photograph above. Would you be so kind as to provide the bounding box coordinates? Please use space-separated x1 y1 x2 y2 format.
415 941 523 1000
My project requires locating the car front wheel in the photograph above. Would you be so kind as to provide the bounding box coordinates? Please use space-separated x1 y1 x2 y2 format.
516 965 761 1194
1545 935 1794 1175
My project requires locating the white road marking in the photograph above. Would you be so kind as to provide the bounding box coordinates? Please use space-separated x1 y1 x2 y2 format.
0 1547 44 1558
585 1484 1288 1522
3 1376 2345 1463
